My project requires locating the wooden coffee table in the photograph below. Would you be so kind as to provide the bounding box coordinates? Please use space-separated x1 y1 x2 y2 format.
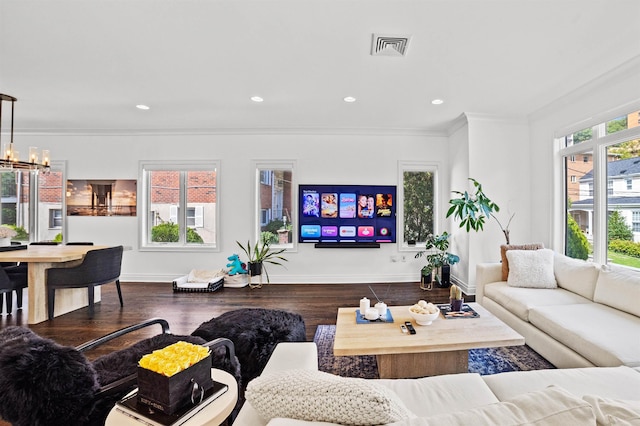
333 303 524 379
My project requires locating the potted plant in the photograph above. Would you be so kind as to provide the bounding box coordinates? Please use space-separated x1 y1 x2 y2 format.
414 232 460 289
446 178 514 244
449 284 464 311
236 239 288 288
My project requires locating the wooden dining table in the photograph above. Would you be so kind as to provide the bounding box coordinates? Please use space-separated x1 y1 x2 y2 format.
0 244 108 324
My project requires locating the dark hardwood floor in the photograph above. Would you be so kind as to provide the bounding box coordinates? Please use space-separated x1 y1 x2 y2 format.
0 281 472 359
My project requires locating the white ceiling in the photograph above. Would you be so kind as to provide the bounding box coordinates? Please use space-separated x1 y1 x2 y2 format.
1 0 639 134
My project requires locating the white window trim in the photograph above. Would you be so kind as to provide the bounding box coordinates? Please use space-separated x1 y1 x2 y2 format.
251 160 297 251
139 160 220 252
556 113 640 264
398 160 440 252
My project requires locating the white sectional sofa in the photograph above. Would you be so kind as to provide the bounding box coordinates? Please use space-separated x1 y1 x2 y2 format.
234 342 640 426
476 250 640 369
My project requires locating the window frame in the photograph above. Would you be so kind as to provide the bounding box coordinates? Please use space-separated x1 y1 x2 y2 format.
251 160 297 251
139 160 220 252
556 106 640 265
398 160 440 252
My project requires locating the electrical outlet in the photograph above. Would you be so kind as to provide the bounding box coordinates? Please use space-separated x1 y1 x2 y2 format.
390 255 398 262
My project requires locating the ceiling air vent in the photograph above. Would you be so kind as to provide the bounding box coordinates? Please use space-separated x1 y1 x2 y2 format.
371 34 411 57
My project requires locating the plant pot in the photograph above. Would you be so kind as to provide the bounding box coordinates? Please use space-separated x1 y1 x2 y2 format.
420 270 433 291
450 297 464 312
437 264 451 288
248 261 263 277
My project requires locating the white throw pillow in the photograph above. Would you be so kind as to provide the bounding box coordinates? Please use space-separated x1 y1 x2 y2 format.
506 248 557 288
245 369 413 426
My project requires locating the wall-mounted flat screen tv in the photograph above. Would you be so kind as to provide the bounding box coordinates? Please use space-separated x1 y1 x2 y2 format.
298 184 396 244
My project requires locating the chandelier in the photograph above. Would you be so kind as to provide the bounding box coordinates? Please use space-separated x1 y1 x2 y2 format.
0 93 50 172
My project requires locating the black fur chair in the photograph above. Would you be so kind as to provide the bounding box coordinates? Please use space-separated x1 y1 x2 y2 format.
191 308 306 388
0 318 241 426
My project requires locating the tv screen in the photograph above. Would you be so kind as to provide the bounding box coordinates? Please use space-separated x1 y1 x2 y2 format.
298 184 396 244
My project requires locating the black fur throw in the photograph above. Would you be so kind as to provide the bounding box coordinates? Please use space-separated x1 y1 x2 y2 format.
0 326 100 426
191 308 306 387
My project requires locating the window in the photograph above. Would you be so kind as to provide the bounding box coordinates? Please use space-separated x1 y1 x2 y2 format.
570 175 576 183
399 161 437 247
49 209 62 228
570 155 576 162
559 108 640 268
253 161 295 248
140 161 218 250
633 211 640 233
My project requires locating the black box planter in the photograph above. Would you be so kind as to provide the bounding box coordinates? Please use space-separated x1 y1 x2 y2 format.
137 354 214 414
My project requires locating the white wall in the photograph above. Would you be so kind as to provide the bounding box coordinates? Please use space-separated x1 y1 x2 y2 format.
18 131 450 284
447 114 531 293
528 56 640 251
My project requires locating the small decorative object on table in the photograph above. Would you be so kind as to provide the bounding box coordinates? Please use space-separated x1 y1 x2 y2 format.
438 303 480 319
137 341 214 414
449 284 464 312
408 300 440 325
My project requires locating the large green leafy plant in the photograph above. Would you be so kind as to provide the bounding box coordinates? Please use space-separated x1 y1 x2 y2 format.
446 178 513 244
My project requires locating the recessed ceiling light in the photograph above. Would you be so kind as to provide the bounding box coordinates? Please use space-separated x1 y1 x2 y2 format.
431 99 444 105
251 96 264 103
136 104 150 110
343 96 356 103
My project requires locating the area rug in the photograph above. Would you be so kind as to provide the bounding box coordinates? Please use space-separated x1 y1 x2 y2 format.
313 325 555 379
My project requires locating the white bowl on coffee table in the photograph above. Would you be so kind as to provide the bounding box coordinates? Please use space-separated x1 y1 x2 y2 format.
409 309 440 326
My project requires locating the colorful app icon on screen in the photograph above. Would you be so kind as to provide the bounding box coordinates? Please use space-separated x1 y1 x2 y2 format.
358 226 375 237
322 226 338 237
378 227 390 237
339 226 356 237
301 225 321 238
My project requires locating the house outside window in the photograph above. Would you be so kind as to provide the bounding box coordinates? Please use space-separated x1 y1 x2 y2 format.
140 161 218 250
560 109 640 269
253 161 295 248
49 208 62 228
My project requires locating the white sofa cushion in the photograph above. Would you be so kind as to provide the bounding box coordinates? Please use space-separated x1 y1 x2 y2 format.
593 267 640 317
529 304 640 367
506 248 557 288
245 369 413 425
583 395 640 425
482 366 640 401
483 282 591 322
385 386 595 426
375 373 499 418
553 253 601 300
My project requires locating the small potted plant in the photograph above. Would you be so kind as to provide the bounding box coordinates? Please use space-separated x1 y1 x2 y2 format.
415 232 460 289
449 284 464 311
236 238 288 288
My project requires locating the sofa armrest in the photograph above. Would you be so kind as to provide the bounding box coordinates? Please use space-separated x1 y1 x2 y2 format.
476 263 503 304
263 342 318 374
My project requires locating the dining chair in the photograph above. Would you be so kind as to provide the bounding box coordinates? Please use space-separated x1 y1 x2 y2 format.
0 265 28 315
46 245 124 320
66 242 94 245
30 241 60 245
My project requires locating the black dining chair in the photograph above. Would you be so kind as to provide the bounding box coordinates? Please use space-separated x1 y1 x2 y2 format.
46 245 124 320
30 241 60 245
0 265 28 315
66 242 94 245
